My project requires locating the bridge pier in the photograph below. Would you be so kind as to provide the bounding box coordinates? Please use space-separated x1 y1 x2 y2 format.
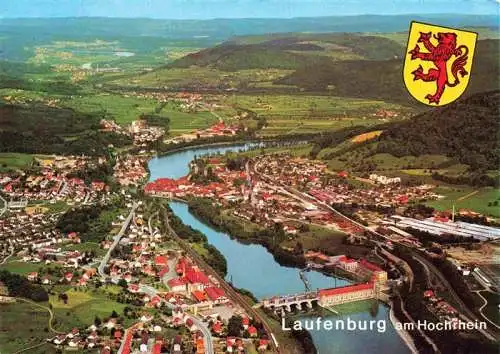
306 300 313 309
295 302 302 311
285 304 292 312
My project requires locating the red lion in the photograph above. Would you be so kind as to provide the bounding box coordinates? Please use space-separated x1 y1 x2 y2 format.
408 31 469 104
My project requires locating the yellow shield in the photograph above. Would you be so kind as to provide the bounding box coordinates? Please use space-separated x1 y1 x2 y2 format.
403 21 477 106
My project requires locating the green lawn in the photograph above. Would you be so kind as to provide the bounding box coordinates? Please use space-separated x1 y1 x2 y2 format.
426 187 500 217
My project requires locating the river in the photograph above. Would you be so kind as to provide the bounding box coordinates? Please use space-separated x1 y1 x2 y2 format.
148 143 410 354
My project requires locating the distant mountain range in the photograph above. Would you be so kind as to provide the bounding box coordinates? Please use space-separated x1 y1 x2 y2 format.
0 15 498 60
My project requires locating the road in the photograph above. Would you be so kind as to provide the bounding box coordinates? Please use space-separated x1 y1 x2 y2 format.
0 249 14 265
16 297 64 334
413 253 497 341
476 290 500 330
138 282 214 354
251 160 500 343
0 193 6 217
98 202 138 278
161 205 277 353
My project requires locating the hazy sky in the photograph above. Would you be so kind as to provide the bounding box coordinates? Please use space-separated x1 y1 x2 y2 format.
1 0 498 19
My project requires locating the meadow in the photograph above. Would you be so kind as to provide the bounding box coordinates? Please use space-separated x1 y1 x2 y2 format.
425 187 500 217
60 93 162 124
49 288 131 331
0 152 35 171
0 301 57 354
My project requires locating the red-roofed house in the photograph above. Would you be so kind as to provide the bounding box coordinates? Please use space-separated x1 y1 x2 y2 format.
204 286 228 304
247 325 258 337
191 290 207 303
155 255 168 267
168 277 187 293
152 343 162 354
211 321 222 335
185 269 209 292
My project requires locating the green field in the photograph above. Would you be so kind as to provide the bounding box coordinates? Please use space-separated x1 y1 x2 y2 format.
50 288 131 331
426 187 500 217
0 301 57 354
0 152 35 171
61 242 107 257
0 261 43 275
60 93 162 124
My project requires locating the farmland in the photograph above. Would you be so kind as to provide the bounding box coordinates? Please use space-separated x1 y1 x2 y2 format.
221 94 412 136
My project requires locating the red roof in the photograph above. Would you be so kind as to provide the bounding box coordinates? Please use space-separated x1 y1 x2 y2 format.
212 322 222 333
248 325 257 334
168 277 187 288
158 266 169 277
360 259 382 272
192 290 206 302
155 255 168 266
152 343 161 354
185 269 209 285
205 286 225 301
424 290 435 297
319 283 373 297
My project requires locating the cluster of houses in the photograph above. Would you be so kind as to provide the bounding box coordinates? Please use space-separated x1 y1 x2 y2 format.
422 289 462 328
369 174 401 185
48 314 170 352
128 120 165 146
310 182 439 207
0 169 108 205
113 155 148 187
2 93 60 107
165 121 242 145
256 155 328 188
100 118 165 146
27 263 97 287
0 211 70 256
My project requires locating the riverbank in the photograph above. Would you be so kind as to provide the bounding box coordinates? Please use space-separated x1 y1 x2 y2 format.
388 300 419 354
148 144 412 354
187 198 308 269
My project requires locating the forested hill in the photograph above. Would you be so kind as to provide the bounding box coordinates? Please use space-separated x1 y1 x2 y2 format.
377 90 499 170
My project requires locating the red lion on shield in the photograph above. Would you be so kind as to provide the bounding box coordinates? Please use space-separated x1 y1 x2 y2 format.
408 31 469 104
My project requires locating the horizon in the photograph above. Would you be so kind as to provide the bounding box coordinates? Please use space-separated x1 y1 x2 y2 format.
1 13 499 21
1 0 498 20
